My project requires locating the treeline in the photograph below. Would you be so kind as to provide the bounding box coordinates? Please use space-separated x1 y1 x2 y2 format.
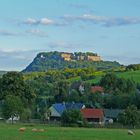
100 73 136 94
126 64 140 71
24 67 98 81
100 73 140 109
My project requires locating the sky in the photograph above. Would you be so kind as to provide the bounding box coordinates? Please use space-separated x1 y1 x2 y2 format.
0 0 140 71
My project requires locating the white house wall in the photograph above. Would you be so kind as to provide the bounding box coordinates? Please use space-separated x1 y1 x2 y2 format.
49 106 61 117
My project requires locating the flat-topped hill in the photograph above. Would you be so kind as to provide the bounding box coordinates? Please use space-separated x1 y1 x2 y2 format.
22 51 121 72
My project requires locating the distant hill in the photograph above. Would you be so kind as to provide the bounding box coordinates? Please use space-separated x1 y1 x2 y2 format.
0 71 7 77
23 51 121 72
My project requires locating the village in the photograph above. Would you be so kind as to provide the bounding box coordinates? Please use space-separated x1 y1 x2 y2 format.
0 0 140 139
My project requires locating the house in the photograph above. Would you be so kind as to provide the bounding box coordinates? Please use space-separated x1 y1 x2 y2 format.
91 86 104 93
79 84 85 94
104 109 123 123
6 116 20 123
49 103 85 120
80 108 104 123
65 103 85 110
49 103 66 120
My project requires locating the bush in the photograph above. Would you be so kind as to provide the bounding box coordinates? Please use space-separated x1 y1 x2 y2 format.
118 105 140 128
61 109 83 126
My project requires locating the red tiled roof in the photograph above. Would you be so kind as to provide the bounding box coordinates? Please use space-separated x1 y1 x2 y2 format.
91 86 104 93
80 109 103 119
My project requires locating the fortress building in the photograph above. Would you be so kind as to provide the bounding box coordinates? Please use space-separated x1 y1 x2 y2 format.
61 53 72 61
87 55 101 61
61 52 101 62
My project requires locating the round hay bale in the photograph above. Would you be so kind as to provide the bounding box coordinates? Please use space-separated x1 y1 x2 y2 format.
32 128 38 132
38 129 45 132
19 127 26 132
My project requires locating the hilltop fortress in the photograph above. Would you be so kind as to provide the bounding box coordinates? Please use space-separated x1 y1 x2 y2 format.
61 52 101 62
23 51 120 72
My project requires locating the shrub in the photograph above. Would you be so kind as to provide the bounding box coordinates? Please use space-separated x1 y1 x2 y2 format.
61 109 83 126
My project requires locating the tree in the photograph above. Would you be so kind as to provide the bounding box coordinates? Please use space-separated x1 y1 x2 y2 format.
126 64 140 71
118 105 140 128
100 73 118 92
80 71 88 81
68 89 80 102
61 109 83 125
2 95 24 124
0 72 35 104
100 73 136 94
20 108 32 122
88 93 104 108
54 81 70 102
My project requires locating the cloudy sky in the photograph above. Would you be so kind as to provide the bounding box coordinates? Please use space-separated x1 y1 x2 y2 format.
0 0 140 71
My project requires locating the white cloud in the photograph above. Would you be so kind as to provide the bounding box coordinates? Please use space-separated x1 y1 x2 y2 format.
24 18 37 25
26 29 48 37
24 17 54 25
62 14 140 27
40 18 54 25
0 29 18 36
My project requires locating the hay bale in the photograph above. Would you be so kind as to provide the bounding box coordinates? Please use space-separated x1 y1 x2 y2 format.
32 128 38 132
19 127 26 132
128 130 135 135
38 129 45 132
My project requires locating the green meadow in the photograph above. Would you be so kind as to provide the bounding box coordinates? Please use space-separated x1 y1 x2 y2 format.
0 124 140 140
117 70 140 83
85 70 140 84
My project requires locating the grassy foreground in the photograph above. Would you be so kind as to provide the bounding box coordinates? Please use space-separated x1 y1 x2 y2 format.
0 123 140 140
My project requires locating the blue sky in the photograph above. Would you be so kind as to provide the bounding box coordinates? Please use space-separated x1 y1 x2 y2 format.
0 0 140 70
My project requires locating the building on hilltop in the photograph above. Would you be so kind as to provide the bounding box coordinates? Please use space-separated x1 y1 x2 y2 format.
61 52 101 62
61 52 72 61
87 55 101 61
77 55 85 60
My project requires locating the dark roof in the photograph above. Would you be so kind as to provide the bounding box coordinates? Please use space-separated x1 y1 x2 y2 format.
52 103 84 115
65 103 84 110
80 109 104 119
104 109 123 118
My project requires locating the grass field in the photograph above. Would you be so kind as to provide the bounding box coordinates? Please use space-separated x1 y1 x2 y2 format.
117 70 140 83
0 124 140 140
83 70 140 84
